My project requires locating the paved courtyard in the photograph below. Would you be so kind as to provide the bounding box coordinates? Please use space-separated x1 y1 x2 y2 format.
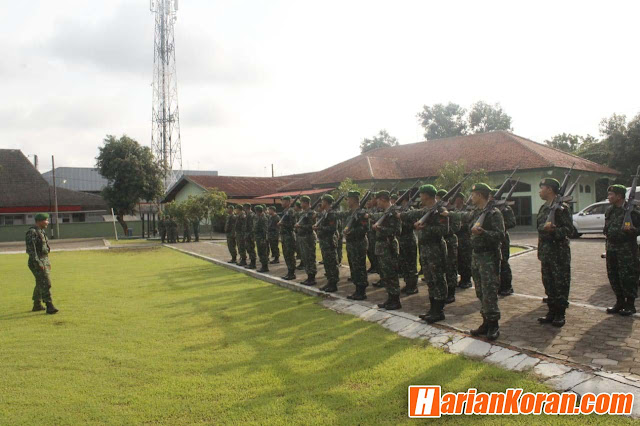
172 233 640 379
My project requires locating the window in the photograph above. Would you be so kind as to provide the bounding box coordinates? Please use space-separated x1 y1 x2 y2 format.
584 204 607 215
585 185 591 193
72 213 85 223
504 180 531 193
511 196 532 226
1 215 25 225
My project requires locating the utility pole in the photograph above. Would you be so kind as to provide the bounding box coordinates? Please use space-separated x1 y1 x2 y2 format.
51 156 60 239
271 164 274 177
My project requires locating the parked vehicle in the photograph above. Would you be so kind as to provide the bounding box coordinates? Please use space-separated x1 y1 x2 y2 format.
571 186 640 239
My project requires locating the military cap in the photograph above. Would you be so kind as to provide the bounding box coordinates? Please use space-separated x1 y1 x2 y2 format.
436 189 447 198
608 184 627 196
254 205 263 212
419 184 437 197
539 178 560 192
376 190 390 200
454 192 466 200
234 204 242 210
471 183 492 195
281 195 292 201
390 193 398 200
243 203 251 208
300 195 311 203
295 200 301 207
347 190 361 199
268 205 277 211
34 213 49 222
322 194 334 203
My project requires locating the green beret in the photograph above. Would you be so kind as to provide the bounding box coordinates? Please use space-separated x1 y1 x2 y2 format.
471 183 492 194
539 178 560 192
436 189 447 198
34 213 49 222
608 184 627 195
281 196 292 201
268 205 276 211
454 192 466 200
419 184 437 197
234 205 243 210
295 200 301 207
347 190 361 199
254 205 263 212
322 194 334 203
300 195 311 203
243 203 251 208
390 193 398 200
376 190 390 200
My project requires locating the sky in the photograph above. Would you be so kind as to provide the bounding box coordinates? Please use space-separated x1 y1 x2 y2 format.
3 0 640 178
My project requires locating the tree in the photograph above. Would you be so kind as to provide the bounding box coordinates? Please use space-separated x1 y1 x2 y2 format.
434 160 489 196
417 103 468 140
333 178 366 210
545 133 583 153
96 135 164 234
599 113 627 137
360 130 399 154
467 101 512 134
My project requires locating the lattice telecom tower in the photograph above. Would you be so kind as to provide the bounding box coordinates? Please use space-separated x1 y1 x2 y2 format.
150 0 182 190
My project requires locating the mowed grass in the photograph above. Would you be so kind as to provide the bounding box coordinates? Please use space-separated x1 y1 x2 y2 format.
0 249 629 425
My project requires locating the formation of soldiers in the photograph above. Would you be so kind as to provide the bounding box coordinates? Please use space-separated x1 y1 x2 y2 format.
224 170 640 342
158 214 200 244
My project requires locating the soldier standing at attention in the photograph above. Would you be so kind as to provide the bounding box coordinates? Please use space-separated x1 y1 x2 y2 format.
397 191 419 295
366 194 380 275
234 205 247 266
278 196 297 280
225 205 237 263
453 193 473 289
267 206 280 264
438 189 461 304
340 191 370 300
468 183 505 340
371 190 402 310
192 217 200 242
158 214 167 243
168 215 178 243
244 203 257 269
537 178 573 328
294 201 305 270
314 194 340 292
496 190 517 296
296 196 317 285
26 213 58 314
182 218 191 243
604 184 640 316
404 185 448 323
254 205 270 272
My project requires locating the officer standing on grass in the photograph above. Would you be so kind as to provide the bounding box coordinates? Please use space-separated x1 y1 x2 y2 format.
225 205 238 263
26 213 58 314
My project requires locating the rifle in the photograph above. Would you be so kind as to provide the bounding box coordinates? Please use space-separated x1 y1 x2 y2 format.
315 193 346 228
277 192 302 226
343 190 372 235
499 177 521 209
472 167 520 228
623 165 640 229
546 164 579 226
295 192 327 226
373 181 420 227
416 176 468 227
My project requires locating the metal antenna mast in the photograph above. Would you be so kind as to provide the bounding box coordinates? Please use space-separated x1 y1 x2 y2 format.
150 0 182 190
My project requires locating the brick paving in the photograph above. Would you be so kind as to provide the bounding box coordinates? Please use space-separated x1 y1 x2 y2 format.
173 233 640 378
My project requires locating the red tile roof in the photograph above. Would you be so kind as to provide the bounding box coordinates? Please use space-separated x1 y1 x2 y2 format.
187 175 301 197
256 188 335 199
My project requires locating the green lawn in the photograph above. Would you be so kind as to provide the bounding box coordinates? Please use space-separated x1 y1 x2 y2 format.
107 238 160 246
1 248 628 424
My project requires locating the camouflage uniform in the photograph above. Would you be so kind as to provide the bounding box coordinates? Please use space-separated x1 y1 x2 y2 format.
499 205 516 293
336 217 344 265
268 213 280 261
225 212 237 261
168 218 178 243
470 206 505 322
294 209 304 266
279 207 297 274
26 226 53 304
367 207 380 272
537 201 573 309
182 220 191 242
158 217 167 243
317 210 340 284
297 209 317 276
245 209 257 264
234 211 247 264
372 210 402 295
192 219 200 242
340 209 369 290
254 212 269 269
455 207 473 286
604 205 640 300
398 210 419 290
444 211 461 299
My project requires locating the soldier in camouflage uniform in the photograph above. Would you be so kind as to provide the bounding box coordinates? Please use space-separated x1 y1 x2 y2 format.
225 206 237 263
453 193 473 289
438 189 461 304
340 191 370 300
537 178 573 328
267 206 280 264
336 216 344 266
404 185 448 323
314 194 340 292
604 184 640 316
243 204 257 269
366 195 380 274
168 216 178 243
497 195 516 296
158 214 167 243
278 196 297 280
182 219 191 243
192 218 200 242
254 205 270 272
397 191 419 295
294 201 304 270
371 190 403 310
468 183 505 340
234 205 247 266
26 213 58 314
296 196 317 285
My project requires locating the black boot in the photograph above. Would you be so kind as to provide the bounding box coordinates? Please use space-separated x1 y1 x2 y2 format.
301 274 316 286
458 278 472 289
296 262 305 271
32 301 45 312
470 316 488 336
607 296 624 314
445 287 455 304
371 280 385 288
419 297 435 321
486 320 500 340
246 260 256 270
426 299 445 324
378 294 401 310
552 306 566 327
282 269 296 280
347 286 367 300
45 301 58 315
270 258 280 264
498 287 514 296
320 281 338 293
537 305 555 324
400 280 418 295
228 258 237 264
620 298 636 317
237 259 247 266
258 264 269 273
